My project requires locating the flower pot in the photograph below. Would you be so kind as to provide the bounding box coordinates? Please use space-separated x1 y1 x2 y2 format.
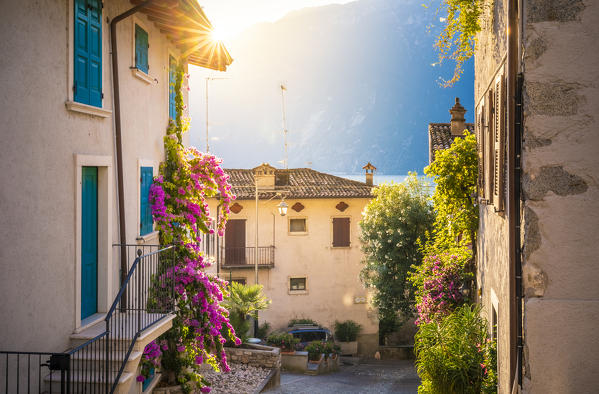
339 341 358 356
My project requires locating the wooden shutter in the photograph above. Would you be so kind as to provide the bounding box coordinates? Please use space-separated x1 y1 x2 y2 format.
135 24 149 73
225 219 246 265
485 89 495 204
169 55 177 119
493 69 506 212
74 0 102 107
140 167 153 235
476 100 485 201
332 218 350 247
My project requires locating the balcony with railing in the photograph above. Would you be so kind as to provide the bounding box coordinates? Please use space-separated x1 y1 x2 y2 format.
222 246 275 269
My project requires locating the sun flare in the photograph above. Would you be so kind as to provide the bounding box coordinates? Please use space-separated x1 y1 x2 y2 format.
210 26 229 42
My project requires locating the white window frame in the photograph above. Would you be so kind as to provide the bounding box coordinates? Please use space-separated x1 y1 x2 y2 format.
288 217 308 235
288 276 308 295
65 0 112 118
73 154 113 331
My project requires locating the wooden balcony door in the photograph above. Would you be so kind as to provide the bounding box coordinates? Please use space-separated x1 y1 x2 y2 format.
225 219 246 266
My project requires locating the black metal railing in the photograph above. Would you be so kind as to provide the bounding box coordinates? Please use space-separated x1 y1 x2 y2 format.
105 245 175 393
1 245 176 393
222 246 275 268
0 351 70 393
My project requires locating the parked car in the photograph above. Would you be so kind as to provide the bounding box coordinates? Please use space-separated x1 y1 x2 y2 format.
287 324 334 347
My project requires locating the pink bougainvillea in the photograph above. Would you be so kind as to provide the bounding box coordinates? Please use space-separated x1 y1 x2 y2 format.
147 64 238 393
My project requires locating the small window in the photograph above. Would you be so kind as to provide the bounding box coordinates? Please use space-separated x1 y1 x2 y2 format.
289 277 306 291
135 24 149 73
231 278 246 286
332 217 350 247
492 305 498 341
289 218 307 233
140 166 153 236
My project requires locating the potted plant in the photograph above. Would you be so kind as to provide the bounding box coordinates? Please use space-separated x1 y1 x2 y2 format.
267 332 300 354
305 341 325 363
334 320 362 356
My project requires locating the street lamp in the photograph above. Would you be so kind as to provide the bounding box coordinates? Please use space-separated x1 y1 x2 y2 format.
277 200 288 216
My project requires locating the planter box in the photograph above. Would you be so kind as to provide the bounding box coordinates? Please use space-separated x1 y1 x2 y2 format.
338 341 358 356
281 351 308 373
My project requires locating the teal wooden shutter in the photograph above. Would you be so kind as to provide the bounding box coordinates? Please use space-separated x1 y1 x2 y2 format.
169 55 177 119
74 0 102 107
140 167 153 235
135 24 149 73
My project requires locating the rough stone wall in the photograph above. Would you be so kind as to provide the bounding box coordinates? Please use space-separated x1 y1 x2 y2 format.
521 0 599 391
225 346 281 369
474 1 513 393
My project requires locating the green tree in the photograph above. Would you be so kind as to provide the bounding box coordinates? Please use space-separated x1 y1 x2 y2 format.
222 282 270 344
359 174 435 337
434 0 483 87
424 131 478 252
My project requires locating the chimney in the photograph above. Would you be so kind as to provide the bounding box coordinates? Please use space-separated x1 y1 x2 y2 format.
362 162 377 186
450 97 467 136
253 163 276 189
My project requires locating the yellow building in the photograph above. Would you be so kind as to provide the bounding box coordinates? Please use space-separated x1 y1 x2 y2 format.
206 163 380 356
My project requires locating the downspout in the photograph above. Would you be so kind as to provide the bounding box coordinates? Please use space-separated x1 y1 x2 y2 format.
110 0 155 301
507 0 520 390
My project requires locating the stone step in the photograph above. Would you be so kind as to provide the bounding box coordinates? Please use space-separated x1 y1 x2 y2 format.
68 349 142 373
44 370 134 394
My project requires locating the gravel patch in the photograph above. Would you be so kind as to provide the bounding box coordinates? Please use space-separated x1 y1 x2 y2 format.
202 363 271 393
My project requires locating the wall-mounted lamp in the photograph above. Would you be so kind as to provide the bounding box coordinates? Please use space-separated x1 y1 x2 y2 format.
277 200 288 216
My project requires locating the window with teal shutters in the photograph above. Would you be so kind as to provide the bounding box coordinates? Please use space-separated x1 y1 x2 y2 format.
74 0 102 107
135 24 149 73
140 167 154 236
169 55 177 119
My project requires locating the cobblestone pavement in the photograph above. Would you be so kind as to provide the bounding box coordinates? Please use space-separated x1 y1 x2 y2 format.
264 359 420 394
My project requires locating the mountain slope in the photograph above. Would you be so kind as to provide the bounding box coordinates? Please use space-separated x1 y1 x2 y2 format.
189 0 474 174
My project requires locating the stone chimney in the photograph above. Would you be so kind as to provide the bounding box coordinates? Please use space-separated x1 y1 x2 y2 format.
362 162 377 186
450 97 467 136
253 163 276 189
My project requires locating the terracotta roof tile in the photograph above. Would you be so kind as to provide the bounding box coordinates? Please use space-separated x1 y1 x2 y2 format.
225 168 373 200
428 123 474 163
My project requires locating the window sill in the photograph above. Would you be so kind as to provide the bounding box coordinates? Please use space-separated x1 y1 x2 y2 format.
137 230 159 244
131 67 156 84
288 290 308 295
288 232 309 236
331 245 351 249
66 101 112 118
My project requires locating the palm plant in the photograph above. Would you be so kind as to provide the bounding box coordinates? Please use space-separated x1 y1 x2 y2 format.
222 282 271 344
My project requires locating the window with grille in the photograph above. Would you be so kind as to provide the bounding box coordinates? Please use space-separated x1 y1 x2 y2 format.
289 277 306 291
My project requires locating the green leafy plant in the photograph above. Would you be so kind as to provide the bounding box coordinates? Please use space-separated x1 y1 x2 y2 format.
433 0 483 87
287 318 318 327
222 282 271 345
305 341 326 361
256 322 271 340
334 320 362 342
360 173 435 337
266 332 300 352
415 304 495 394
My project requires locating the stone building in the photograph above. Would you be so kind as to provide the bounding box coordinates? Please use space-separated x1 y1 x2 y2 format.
205 163 380 356
474 0 599 392
0 1 230 392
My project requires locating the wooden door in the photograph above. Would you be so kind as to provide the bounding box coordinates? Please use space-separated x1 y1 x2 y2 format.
225 219 246 265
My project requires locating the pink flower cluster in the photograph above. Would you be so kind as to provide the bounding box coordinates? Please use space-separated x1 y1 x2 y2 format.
415 254 465 325
148 139 239 391
136 339 167 382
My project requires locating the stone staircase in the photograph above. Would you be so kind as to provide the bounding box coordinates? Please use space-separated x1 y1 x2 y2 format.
44 314 174 394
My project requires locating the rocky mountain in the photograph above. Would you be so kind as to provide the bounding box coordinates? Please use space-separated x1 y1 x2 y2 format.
189 0 474 174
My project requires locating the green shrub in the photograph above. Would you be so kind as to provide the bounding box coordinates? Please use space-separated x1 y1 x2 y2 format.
288 318 317 327
222 282 270 345
305 341 326 361
415 304 496 394
256 322 271 340
266 332 299 352
334 320 362 342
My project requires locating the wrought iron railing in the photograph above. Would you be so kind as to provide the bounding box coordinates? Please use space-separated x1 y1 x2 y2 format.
105 244 175 393
222 246 275 268
1 245 176 393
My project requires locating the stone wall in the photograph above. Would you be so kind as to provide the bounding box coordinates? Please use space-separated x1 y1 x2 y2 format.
520 0 599 391
225 344 281 369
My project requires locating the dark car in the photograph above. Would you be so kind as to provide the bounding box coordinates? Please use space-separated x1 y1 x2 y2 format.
287 324 334 347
